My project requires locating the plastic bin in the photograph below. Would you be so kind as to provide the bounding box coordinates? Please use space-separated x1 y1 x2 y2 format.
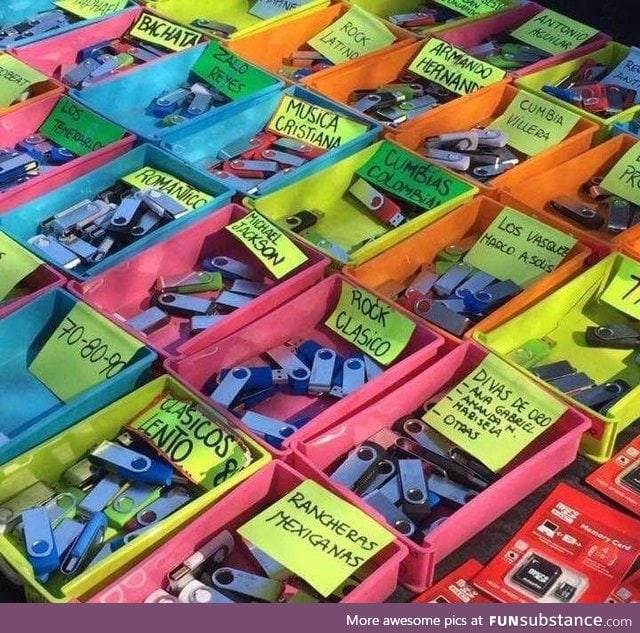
68 204 330 359
474 253 640 463
0 144 233 282
388 83 599 199
0 289 156 465
71 42 284 143
166 274 445 460
0 375 270 602
500 134 640 249
0 94 135 214
88 461 407 603
612 112 640 140
248 139 477 266
516 42 640 142
292 341 591 592
344 196 592 345
225 2 415 84
0 1 137 49
161 85 381 198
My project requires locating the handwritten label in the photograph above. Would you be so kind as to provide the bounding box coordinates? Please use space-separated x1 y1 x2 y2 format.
601 143 640 207
432 0 510 18
0 55 48 108
325 281 415 366
307 6 396 65
55 0 127 19
128 12 202 52
122 167 212 211
192 41 277 101
409 39 505 96
600 48 640 104
266 95 368 150
128 395 247 489
0 233 40 301
238 480 394 597
463 208 576 288
39 97 126 157
250 0 314 20
511 9 599 56
355 141 474 210
600 257 640 321
226 211 308 279
491 90 580 157
423 354 566 472
29 302 143 403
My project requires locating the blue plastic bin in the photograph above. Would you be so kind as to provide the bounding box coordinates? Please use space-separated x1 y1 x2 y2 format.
72 42 285 143
0 144 234 281
161 85 382 197
0 1 137 48
0 288 156 465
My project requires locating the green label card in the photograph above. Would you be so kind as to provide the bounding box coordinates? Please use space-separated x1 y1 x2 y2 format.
511 9 599 55
192 41 277 101
55 0 128 19
128 12 203 52
122 167 212 211
325 281 415 366
491 90 580 157
29 302 143 403
238 480 394 597
409 38 505 96
423 354 567 472
601 143 640 207
307 6 396 65
464 207 577 287
0 233 40 301
0 54 47 108
266 95 368 150
600 257 640 321
356 141 475 210
129 395 247 490
226 211 308 279
39 96 126 157
433 0 510 18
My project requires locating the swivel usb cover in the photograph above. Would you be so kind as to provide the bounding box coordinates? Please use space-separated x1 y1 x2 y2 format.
157 271 223 294
348 178 406 227
126 307 171 335
585 324 640 349
22 508 59 578
61 512 108 576
210 567 283 603
155 293 214 317
330 443 383 490
548 197 604 230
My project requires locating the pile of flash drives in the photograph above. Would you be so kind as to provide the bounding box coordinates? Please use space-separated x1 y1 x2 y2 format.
398 241 522 337
329 413 494 540
466 37 549 71
0 9 72 45
210 340 385 448
388 4 467 34
144 529 370 603
124 256 276 338
0 134 74 194
0 427 250 583
279 49 334 82
27 185 189 273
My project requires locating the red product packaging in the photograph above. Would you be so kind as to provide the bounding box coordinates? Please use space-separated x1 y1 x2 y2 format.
586 436 640 517
474 483 640 604
413 560 496 604
609 570 640 604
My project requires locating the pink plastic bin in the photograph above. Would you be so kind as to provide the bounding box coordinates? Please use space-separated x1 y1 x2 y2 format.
0 94 135 214
88 461 408 603
292 341 591 593
439 2 610 78
166 273 445 460
68 204 329 360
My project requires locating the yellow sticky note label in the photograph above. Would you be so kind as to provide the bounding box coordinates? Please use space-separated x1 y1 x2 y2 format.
267 95 368 150
122 167 213 211
226 211 308 279
423 354 566 472
0 54 48 108
128 395 247 490
491 91 580 157
128 12 203 52
55 0 128 19
0 233 40 302
409 39 505 96
307 6 396 65
601 143 640 208
325 281 416 366
29 302 143 403
600 257 640 321
237 480 394 597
